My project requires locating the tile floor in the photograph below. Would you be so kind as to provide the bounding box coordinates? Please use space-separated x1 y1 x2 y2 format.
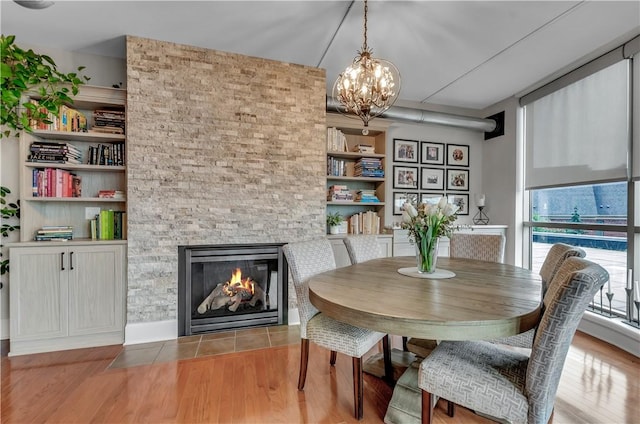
108 324 300 369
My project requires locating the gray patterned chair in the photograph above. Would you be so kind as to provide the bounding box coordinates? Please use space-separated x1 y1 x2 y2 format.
283 238 388 420
418 257 609 424
449 233 506 263
494 243 586 349
343 235 383 264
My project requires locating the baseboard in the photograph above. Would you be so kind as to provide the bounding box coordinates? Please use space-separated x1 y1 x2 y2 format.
578 311 640 357
124 319 178 345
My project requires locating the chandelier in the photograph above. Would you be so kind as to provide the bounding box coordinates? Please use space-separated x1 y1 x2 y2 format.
332 0 401 135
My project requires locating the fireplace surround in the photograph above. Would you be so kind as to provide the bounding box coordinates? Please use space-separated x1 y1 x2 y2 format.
178 243 288 336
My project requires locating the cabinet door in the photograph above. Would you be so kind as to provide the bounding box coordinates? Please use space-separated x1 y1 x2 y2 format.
68 245 125 336
9 247 68 341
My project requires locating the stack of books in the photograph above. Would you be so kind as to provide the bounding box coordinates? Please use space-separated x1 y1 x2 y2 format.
29 141 82 164
327 127 347 152
32 168 81 198
355 189 380 203
327 185 353 202
352 144 375 154
87 143 125 166
327 156 349 177
98 190 125 199
354 158 384 177
92 109 126 134
348 211 380 235
90 210 127 240
28 100 87 132
34 226 73 241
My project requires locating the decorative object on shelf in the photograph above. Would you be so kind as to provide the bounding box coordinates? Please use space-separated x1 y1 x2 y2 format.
472 193 490 224
13 1 54 9
401 197 459 274
0 35 89 139
421 141 445 165
332 0 401 135
326 212 344 235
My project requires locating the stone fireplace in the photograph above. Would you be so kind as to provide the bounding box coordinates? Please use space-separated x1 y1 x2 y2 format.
125 35 326 339
178 243 288 335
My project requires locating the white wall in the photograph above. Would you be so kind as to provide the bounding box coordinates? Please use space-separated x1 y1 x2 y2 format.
0 44 125 340
481 98 520 266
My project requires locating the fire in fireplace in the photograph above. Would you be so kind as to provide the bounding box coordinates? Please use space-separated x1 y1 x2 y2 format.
178 243 288 336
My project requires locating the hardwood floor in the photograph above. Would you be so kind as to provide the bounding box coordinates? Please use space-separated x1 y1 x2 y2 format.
1 329 638 423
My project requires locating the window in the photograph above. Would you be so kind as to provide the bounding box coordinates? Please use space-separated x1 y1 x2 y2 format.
522 41 638 322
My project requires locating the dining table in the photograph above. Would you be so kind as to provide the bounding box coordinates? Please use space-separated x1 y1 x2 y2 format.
308 256 542 341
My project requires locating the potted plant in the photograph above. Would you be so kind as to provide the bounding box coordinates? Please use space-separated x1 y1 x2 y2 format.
1 34 89 138
326 212 344 235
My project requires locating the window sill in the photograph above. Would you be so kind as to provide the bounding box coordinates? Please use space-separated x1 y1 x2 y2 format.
579 311 640 357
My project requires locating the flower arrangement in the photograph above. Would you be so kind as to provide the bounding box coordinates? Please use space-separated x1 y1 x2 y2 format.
401 196 459 273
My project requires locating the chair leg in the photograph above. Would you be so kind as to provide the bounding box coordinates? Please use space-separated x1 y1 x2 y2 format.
330 350 337 366
352 356 364 420
298 338 309 390
447 400 455 417
382 334 393 384
421 390 433 424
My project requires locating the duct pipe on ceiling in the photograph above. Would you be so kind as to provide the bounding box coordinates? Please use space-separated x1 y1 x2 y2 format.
326 96 497 133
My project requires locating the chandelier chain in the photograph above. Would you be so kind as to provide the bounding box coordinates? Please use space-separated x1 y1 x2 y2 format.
363 0 368 52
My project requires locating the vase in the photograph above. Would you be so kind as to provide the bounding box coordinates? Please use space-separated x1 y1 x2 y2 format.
415 236 439 273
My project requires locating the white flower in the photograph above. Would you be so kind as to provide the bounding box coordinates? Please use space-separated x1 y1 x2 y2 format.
438 196 448 209
403 202 417 218
443 203 458 216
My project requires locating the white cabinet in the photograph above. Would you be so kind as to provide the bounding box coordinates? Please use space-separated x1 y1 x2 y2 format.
9 241 126 356
328 234 393 268
393 226 508 257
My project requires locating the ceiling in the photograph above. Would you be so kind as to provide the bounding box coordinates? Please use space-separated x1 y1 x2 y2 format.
2 0 639 110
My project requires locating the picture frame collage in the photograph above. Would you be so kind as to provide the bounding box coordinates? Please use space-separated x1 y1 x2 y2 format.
392 139 470 216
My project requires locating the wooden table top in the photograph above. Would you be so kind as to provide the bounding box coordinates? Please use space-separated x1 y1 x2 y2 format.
308 256 542 341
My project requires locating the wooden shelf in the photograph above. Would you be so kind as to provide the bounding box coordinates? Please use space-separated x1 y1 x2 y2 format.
326 176 385 182
24 197 125 203
327 201 386 206
31 130 125 143
24 162 125 172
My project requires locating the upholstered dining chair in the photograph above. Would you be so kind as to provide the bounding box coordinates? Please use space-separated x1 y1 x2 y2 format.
448 233 506 263
494 243 586 349
418 257 609 424
283 238 389 420
343 235 384 264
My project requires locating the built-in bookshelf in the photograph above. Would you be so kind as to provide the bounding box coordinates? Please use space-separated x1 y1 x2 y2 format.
326 113 391 234
18 85 127 242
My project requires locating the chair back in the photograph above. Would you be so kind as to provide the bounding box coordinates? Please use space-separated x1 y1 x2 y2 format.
538 243 586 296
526 257 608 424
282 238 336 338
343 235 383 264
449 233 505 263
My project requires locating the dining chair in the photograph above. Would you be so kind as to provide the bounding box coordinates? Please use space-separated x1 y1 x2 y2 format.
494 243 586 349
448 233 506 263
283 238 389 420
418 257 609 424
343 235 383 264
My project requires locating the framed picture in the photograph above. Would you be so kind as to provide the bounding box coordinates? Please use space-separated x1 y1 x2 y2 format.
420 141 444 165
420 167 445 190
393 139 419 163
393 166 419 189
420 192 444 205
393 192 418 215
446 168 469 191
448 193 469 215
446 144 469 167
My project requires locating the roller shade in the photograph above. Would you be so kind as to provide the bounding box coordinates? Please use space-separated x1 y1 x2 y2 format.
525 60 630 190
